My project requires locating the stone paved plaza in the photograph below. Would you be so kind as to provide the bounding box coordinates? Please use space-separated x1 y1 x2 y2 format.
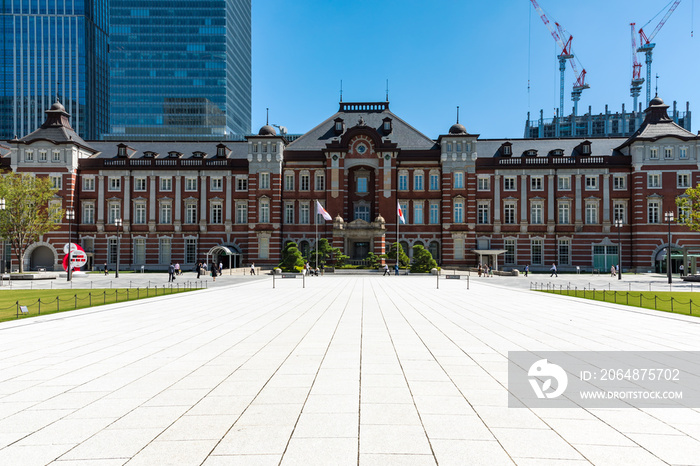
1 273 700 465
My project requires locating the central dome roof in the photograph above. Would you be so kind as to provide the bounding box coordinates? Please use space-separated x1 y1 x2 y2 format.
449 123 467 135
258 125 276 136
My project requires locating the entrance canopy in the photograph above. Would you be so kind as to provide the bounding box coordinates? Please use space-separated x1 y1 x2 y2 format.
471 249 507 270
206 245 242 274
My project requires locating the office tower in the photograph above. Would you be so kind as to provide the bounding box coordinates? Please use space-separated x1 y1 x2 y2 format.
108 0 252 140
1 0 109 140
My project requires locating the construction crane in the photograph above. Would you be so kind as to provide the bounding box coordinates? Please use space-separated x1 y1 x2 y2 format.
637 0 682 107
530 0 589 134
630 23 644 111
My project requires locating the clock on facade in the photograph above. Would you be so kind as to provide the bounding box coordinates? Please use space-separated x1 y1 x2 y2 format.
356 144 367 154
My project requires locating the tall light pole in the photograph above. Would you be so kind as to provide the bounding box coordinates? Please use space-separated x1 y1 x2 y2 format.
66 209 75 281
0 198 5 278
664 211 674 284
614 218 623 280
115 218 122 278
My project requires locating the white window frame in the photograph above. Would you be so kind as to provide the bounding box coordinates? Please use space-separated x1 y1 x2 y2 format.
185 177 198 192
160 177 172 192
429 202 439 225
300 172 310 191
259 199 270 223
259 172 270 190
504 176 516 191
429 171 440 191
453 171 464 189
25 150 34 162
398 171 409 191
677 173 691 189
679 147 688 159
284 202 294 224
649 147 659 159
477 202 489 224
613 202 626 223
530 202 543 224
284 172 294 191
52 150 61 162
648 200 660 224
414 171 424 191
108 203 121 224
558 201 570 224
585 201 598 225
82 203 95 224
211 177 223 192
185 203 197 224
160 202 172 224
504 202 516 224
613 174 626 190
585 175 598 190
50 175 62 190
108 177 121 192
236 202 248 224
530 176 543 191
558 176 571 191
134 177 147 192
664 147 673 159
236 176 248 192
647 173 661 189
453 199 464 224
300 202 310 224
413 202 424 224
315 171 325 191
210 201 223 224
134 202 146 224
477 176 490 191
83 177 95 191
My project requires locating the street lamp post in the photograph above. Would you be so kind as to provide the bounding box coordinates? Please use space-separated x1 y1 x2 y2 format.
0 198 5 278
115 218 122 278
614 218 623 280
66 209 75 281
664 211 674 285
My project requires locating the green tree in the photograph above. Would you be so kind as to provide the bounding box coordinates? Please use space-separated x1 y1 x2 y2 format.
278 241 304 272
365 251 381 269
309 238 334 267
410 244 438 273
677 185 700 231
385 242 410 268
0 174 61 273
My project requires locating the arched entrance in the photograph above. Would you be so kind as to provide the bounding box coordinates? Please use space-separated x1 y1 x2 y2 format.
655 246 682 274
31 246 55 271
205 245 241 273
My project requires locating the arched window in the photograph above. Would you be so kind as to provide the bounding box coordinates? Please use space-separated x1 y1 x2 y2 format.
299 241 310 258
429 241 440 261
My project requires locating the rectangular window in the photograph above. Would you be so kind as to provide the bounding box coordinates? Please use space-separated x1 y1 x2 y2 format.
585 203 598 224
108 204 121 225
83 177 95 191
680 147 688 159
133 238 145 265
454 172 464 189
414 202 424 224
185 238 197 264
284 203 294 224
300 173 310 191
558 240 570 266
160 204 172 224
398 172 408 191
260 172 270 190
285 173 294 191
504 203 516 224
429 172 440 191
456 143 462 152
531 239 543 265
108 238 117 264
236 202 248 224
259 236 270 260
477 176 490 191
211 177 223 191
649 147 658 159
558 176 571 190
211 203 222 224
429 202 439 224
260 200 270 223
504 176 516 191
453 200 464 223
109 177 121 192
648 173 661 188
504 239 515 264
531 176 543 191
414 172 424 191
159 237 171 264
25 150 34 162
613 202 625 223
39 151 47 162
82 204 94 224
52 151 61 162
558 202 570 224
160 177 172 191
236 176 248 192
357 177 368 193
134 203 146 224
477 203 489 224
530 203 543 224
648 200 660 223
664 147 673 159
300 203 310 224
613 175 626 190
134 177 147 191
50 175 62 189
679 205 691 223
585 175 598 190
185 204 197 224
454 236 464 260
678 173 691 188
185 177 197 191
315 172 325 191
400 202 409 224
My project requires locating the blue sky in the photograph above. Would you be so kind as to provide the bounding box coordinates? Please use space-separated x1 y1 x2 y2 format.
251 0 698 139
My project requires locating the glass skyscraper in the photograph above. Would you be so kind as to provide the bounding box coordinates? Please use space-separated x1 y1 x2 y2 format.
108 0 251 140
1 0 109 140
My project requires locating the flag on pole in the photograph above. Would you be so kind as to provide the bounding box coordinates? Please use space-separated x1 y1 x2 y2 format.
316 200 332 221
397 202 406 224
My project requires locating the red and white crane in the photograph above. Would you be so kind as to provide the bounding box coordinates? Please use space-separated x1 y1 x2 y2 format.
530 0 589 126
637 0 682 107
630 23 644 111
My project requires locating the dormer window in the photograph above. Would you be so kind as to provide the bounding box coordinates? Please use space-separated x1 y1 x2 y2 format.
193 151 205 158
500 143 512 157
581 142 591 155
117 144 127 157
168 151 181 158
143 151 156 158
551 149 564 156
525 149 537 157
382 117 392 134
334 118 345 135
216 144 227 157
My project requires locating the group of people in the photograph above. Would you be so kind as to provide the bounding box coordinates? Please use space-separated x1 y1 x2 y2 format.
167 262 183 282
477 263 493 277
303 262 320 276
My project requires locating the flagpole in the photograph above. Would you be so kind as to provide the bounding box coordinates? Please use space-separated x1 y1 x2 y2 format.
396 202 399 274
315 199 319 271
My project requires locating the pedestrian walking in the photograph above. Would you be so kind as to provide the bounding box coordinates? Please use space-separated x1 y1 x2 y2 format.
196 262 201 279
212 264 217 281
219 262 223 274
680 264 685 277
383 263 390 276
550 263 558 277
168 263 175 282
394 263 399 276
250 262 255 275
524 265 528 277
610 265 616 277
175 262 180 276
104 262 108 276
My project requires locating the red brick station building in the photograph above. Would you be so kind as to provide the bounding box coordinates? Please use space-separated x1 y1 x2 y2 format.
2 97 699 274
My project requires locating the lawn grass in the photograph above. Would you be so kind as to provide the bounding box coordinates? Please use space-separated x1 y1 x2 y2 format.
0 286 198 323
538 288 700 316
